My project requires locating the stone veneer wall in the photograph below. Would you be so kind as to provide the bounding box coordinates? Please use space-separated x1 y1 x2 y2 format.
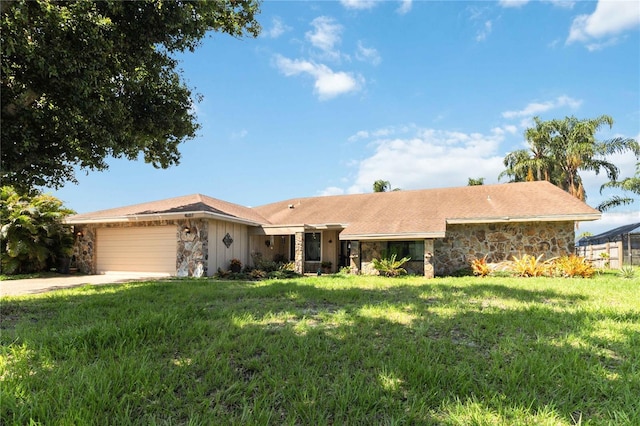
359 241 425 276
72 226 96 274
177 219 208 277
72 219 209 277
434 221 575 275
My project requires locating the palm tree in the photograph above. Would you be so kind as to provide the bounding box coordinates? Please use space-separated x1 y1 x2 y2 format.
467 177 485 186
597 162 640 211
499 115 640 201
373 180 391 192
1 186 75 274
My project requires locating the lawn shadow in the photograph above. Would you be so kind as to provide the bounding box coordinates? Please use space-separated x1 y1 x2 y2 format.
1 277 637 424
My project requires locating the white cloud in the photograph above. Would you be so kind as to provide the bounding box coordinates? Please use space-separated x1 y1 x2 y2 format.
318 186 345 196
263 17 290 39
355 41 381 65
397 0 412 15
340 0 378 11
476 20 493 42
306 16 343 58
567 0 640 46
500 0 575 8
499 0 530 8
578 211 640 236
342 127 506 194
274 55 363 100
502 95 583 119
231 129 248 139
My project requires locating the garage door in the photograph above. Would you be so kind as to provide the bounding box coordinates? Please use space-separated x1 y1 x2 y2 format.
96 226 176 275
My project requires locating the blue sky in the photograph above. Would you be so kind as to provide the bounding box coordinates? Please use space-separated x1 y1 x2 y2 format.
52 0 639 236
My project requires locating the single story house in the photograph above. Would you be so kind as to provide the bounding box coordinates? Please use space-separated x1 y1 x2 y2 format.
66 181 601 278
576 222 640 268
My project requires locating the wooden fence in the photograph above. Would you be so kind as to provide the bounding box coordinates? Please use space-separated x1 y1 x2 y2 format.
575 241 623 269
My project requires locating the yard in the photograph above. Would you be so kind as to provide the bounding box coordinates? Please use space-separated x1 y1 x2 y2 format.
1 272 639 425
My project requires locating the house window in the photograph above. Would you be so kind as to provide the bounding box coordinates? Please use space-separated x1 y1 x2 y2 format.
387 241 423 260
305 232 321 261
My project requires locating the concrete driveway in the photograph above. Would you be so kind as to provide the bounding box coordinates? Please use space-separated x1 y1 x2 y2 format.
0 273 167 297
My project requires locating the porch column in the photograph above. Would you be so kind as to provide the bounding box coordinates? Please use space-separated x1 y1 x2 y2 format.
424 239 434 279
349 241 360 274
294 232 304 274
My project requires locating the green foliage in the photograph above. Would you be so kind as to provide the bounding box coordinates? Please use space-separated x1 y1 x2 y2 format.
509 254 551 277
470 255 491 277
372 253 411 277
1 0 261 192
0 186 75 274
2 275 639 424
467 177 485 186
553 254 595 278
499 115 640 201
618 265 636 279
598 162 640 211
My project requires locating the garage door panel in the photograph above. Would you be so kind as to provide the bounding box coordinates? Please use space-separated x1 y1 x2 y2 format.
97 227 176 275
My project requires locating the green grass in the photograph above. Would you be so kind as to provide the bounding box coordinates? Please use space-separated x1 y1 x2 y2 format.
1 273 639 425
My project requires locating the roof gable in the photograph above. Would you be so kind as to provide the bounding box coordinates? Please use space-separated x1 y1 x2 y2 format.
253 181 600 238
67 193 268 225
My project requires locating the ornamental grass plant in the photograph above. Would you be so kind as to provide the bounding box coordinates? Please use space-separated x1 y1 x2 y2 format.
2 272 639 425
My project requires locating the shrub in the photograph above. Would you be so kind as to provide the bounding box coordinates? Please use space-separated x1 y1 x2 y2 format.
470 255 491 277
372 254 411 277
553 254 595 278
251 252 278 272
619 265 636 279
510 254 551 277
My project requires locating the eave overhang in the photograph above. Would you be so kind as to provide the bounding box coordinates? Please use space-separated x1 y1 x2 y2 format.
339 232 446 241
446 213 602 225
65 210 264 227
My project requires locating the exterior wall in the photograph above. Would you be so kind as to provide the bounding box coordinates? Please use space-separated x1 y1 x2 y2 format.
177 220 208 277
295 232 304 274
359 241 427 276
207 220 251 275
424 239 434 278
73 226 96 274
72 219 213 277
321 230 339 273
349 240 360 274
249 234 290 263
435 221 575 275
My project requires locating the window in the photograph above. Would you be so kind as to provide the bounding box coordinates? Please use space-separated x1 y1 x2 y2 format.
305 232 321 261
387 241 423 260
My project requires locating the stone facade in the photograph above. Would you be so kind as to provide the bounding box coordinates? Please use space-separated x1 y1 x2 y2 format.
176 219 208 278
72 226 96 274
71 219 209 277
434 221 575 275
294 232 304 274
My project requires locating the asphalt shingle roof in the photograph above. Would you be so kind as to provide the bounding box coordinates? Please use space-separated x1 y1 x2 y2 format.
68 181 601 237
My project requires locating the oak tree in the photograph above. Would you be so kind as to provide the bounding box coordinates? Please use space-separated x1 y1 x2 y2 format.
1 0 261 192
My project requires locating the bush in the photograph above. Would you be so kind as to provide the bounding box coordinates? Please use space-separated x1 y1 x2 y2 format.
510 254 552 277
1 187 75 274
372 254 411 277
553 254 595 278
470 255 491 277
619 265 636 279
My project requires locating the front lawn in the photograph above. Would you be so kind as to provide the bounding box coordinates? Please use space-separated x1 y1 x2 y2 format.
1 273 638 425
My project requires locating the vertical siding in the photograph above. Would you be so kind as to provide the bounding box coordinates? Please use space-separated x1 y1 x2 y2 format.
207 220 251 275
321 231 338 272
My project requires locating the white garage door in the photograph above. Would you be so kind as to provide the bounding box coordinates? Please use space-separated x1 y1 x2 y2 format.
97 226 176 275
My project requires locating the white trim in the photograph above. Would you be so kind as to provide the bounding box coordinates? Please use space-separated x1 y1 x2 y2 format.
446 213 601 224
66 210 263 227
340 232 445 241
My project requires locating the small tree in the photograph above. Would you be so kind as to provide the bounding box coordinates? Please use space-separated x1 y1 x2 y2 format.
468 177 484 186
1 187 75 274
